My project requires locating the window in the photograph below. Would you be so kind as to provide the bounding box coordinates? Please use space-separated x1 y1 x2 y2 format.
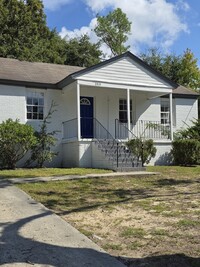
27 93 44 120
161 99 170 125
119 99 132 123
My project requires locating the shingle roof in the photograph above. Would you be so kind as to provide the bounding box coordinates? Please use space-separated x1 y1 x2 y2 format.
0 56 199 98
0 57 83 87
173 85 199 97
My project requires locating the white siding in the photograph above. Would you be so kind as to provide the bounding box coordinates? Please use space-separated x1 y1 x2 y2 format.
149 142 172 166
174 98 198 130
0 84 26 122
79 141 92 167
62 141 79 167
92 142 113 170
0 84 64 167
78 57 172 89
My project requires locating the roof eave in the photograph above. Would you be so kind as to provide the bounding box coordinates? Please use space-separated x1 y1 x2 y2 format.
0 79 60 89
57 76 75 89
172 93 199 99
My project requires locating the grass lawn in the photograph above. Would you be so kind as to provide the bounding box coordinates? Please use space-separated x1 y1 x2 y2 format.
0 167 112 178
17 166 200 267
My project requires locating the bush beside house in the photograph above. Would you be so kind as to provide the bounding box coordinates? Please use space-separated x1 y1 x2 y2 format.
0 119 36 169
171 119 200 166
127 138 157 165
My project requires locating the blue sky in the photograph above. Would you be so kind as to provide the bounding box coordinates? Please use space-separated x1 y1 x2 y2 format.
43 0 200 63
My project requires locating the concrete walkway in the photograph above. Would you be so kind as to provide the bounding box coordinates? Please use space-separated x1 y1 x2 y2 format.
8 171 158 184
0 180 125 267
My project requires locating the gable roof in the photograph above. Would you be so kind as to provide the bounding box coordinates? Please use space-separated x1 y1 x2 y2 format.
57 51 177 88
0 57 83 88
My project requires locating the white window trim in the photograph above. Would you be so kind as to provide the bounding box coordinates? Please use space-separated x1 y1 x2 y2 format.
161 98 176 127
26 89 45 121
119 98 133 123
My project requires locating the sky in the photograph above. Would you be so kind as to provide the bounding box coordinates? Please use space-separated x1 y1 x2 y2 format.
42 0 200 62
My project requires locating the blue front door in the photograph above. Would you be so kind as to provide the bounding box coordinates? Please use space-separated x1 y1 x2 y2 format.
80 96 94 138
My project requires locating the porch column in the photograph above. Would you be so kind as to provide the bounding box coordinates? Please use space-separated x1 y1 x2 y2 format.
169 93 173 141
77 81 81 140
127 89 131 139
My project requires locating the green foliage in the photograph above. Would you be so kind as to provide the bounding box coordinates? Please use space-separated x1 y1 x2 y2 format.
0 119 36 169
172 119 200 166
94 8 131 56
64 34 102 67
140 48 200 91
127 138 157 165
171 139 200 166
27 101 58 168
175 119 200 140
0 0 67 63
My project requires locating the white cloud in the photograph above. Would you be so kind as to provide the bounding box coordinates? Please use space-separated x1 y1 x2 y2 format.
60 18 97 39
59 18 112 56
58 0 189 55
43 0 72 11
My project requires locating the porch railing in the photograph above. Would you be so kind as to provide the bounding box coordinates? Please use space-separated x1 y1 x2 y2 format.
115 119 170 140
63 118 171 140
93 118 114 139
62 117 114 140
63 118 78 139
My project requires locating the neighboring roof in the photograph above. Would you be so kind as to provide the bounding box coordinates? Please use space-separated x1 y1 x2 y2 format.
173 85 199 98
0 57 83 88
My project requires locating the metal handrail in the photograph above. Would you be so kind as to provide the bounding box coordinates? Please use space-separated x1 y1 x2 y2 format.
115 119 137 140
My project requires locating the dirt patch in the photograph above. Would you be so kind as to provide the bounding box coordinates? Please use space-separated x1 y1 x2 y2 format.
62 177 200 267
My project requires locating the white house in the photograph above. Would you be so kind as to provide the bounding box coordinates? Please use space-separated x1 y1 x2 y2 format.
0 52 198 170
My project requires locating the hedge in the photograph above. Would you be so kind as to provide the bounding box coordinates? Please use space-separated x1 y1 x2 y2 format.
171 139 200 166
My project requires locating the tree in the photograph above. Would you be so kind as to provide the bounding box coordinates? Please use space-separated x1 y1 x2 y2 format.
0 0 67 64
140 48 200 91
0 119 36 169
94 8 131 56
27 101 58 168
64 34 102 67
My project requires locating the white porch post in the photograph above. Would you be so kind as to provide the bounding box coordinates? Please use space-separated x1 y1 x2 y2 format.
77 81 81 140
127 89 131 139
169 93 173 141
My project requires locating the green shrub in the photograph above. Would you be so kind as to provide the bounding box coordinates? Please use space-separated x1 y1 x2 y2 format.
171 139 200 166
127 138 157 165
0 119 36 169
175 119 200 140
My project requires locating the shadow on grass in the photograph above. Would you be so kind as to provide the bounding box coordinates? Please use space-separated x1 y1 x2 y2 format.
153 178 200 186
117 254 200 267
38 183 200 216
0 180 12 189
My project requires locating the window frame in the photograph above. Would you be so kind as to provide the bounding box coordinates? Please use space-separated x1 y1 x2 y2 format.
160 98 170 125
119 99 133 123
26 92 44 121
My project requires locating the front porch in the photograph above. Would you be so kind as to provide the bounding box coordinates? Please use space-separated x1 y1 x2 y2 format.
60 80 173 170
